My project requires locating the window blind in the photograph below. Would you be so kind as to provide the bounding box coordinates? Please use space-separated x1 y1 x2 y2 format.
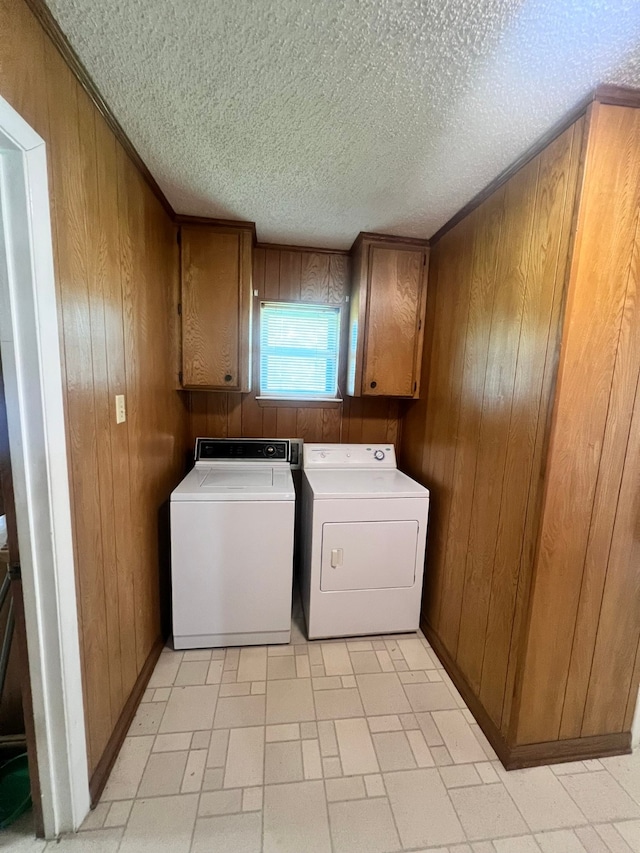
260 302 341 398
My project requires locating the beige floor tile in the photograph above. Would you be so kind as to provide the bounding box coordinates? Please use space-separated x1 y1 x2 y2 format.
449 783 528 840
191 813 262 853
404 682 458 712
138 750 189 797
268 644 295 656
406 729 434 767
242 787 263 812
44 829 123 851
432 745 454 765
552 761 590 776
251 681 266 694
398 638 436 670
237 647 267 682
615 820 640 851
311 664 326 677
220 683 251 697
141 688 154 703
432 710 487 763
211 649 226 660
574 825 614 852
104 800 133 828
329 798 401 853
440 764 483 788
224 726 265 788
315 687 364 720
183 649 211 661
101 735 154 801
385 768 465 848
497 765 587 831
313 675 343 690
199 789 242 816
225 648 240 669
191 730 211 750
296 655 311 678
347 640 373 652
128 703 166 736
400 712 419 729
594 823 636 852
384 638 404 659
394 659 410 672
207 729 229 767
222 671 238 683
372 731 416 771
265 740 304 783
336 718 379 775
302 738 323 779
341 675 356 688
181 749 207 793
153 688 171 702
368 714 403 733
470 723 499 760
266 723 300 742
268 656 297 680
202 768 224 791
322 643 353 676
175 660 208 686
416 711 445 746
356 673 411 715
148 655 181 688
119 794 198 853
350 651 382 673
323 756 343 777
534 829 589 852
428 669 444 682
376 650 396 672
325 775 366 802
266 678 315 723
318 720 338 757
309 644 324 665
399 670 428 684
364 773 385 797
159 685 218 733
301 721 318 739
80 802 109 830
206 660 224 684
263 780 331 853
560 771 640 823
493 836 542 852
602 753 640 804
214 694 266 728
475 761 499 783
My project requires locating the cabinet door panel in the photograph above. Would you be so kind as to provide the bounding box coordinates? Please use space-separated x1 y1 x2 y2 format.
363 247 424 396
182 228 242 388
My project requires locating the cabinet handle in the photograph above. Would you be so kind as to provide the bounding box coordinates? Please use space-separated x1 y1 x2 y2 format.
370 381 377 389
224 374 233 383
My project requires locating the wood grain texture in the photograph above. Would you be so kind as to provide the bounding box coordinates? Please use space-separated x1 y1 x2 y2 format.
517 104 640 745
0 0 189 778
399 121 582 741
188 246 402 447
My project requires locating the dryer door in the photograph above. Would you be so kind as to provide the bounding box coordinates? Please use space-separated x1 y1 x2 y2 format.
320 520 418 591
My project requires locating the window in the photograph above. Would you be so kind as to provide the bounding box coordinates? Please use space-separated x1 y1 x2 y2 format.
259 301 341 400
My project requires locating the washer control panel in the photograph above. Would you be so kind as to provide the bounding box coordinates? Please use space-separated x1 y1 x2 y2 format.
303 444 396 469
196 438 290 462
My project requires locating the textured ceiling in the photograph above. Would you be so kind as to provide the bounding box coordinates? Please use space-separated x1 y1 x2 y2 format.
46 0 640 248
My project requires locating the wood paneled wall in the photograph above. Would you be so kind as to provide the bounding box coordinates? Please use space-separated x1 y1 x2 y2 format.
400 120 584 737
516 103 640 746
189 246 401 447
0 0 189 778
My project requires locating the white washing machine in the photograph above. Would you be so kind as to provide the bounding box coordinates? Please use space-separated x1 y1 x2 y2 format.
300 443 429 639
171 438 300 649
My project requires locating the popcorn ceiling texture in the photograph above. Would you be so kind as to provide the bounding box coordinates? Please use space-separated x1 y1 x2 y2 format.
45 0 640 248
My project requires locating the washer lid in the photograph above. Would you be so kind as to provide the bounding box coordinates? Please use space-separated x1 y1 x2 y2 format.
172 465 295 501
304 468 429 500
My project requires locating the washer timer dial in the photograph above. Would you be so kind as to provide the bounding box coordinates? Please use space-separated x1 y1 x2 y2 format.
373 449 385 461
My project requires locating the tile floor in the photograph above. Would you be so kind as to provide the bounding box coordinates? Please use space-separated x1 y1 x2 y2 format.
4 604 640 852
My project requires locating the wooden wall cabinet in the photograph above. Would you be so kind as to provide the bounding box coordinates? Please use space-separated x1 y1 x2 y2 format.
347 234 429 398
180 224 253 391
400 95 640 769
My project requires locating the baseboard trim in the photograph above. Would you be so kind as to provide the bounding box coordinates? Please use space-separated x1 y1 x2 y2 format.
422 620 631 770
88 636 164 806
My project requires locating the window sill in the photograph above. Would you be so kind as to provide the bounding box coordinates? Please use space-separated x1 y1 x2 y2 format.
256 396 343 409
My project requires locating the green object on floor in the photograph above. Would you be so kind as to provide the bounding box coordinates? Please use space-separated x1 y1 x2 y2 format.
0 753 31 828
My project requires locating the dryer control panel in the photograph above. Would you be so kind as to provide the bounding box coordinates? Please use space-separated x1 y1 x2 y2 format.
303 443 397 469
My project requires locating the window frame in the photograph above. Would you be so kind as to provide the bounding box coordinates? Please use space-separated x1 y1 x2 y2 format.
256 299 344 403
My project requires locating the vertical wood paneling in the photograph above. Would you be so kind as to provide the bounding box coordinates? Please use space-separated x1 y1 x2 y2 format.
0 0 189 778
188 247 401 448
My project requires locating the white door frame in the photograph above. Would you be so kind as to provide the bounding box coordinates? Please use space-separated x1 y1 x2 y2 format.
0 94 89 836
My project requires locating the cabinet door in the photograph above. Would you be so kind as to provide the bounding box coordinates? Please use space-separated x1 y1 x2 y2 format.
181 226 251 390
363 246 426 396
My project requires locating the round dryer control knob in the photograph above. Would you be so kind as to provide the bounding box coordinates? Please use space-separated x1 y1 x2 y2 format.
374 449 385 460
265 445 276 456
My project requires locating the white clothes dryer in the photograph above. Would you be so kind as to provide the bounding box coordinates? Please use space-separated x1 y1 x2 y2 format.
300 443 429 639
171 438 300 649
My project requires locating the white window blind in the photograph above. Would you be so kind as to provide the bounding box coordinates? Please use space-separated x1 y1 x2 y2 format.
260 301 341 399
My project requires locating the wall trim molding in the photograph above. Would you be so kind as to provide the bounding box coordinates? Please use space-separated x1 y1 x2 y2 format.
255 241 350 255
23 0 174 218
88 636 164 806
423 621 631 770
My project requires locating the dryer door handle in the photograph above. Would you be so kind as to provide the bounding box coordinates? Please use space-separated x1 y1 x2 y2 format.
330 548 343 568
